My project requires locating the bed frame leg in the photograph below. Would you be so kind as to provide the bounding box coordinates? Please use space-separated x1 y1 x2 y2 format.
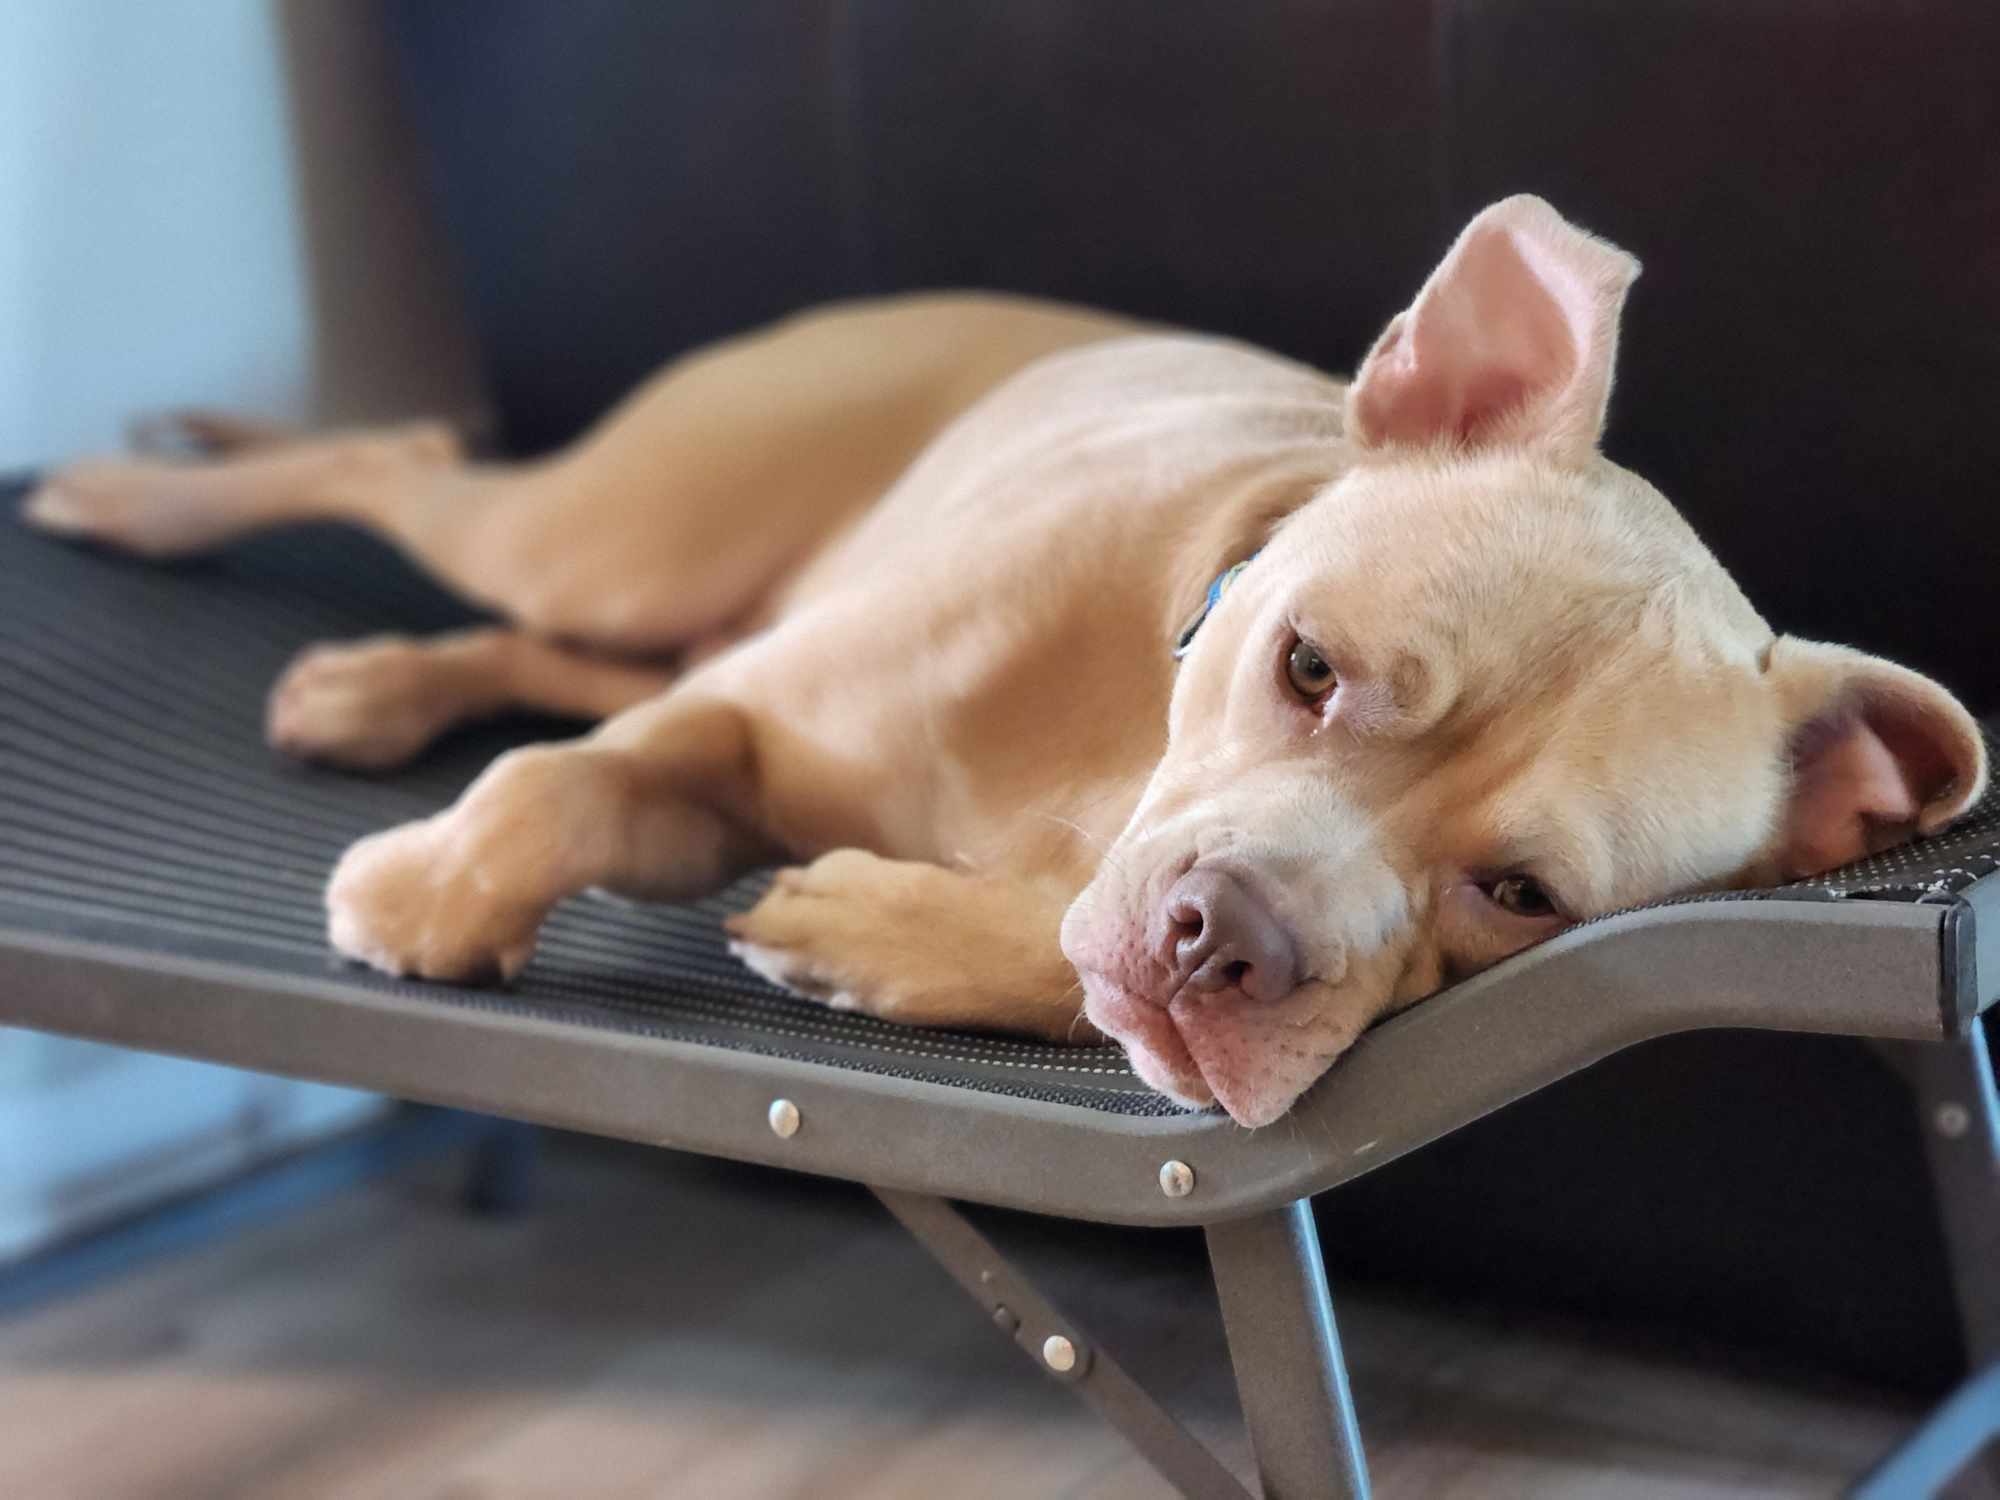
874 1188 1252 1500
1206 1199 1371 1500
1864 1025 2000 1496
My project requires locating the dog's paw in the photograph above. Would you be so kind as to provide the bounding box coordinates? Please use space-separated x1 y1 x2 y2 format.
727 934 868 1013
19 460 245 557
267 636 466 770
723 852 966 1026
326 817 541 984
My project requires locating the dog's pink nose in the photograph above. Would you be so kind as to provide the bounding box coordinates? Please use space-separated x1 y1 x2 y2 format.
1163 869 1300 1004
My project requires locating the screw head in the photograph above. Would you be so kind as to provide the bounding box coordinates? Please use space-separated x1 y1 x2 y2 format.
767 1098 801 1139
1936 1102 1972 1139
992 1306 1019 1335
1159 1160 1196 1198
1042 1334 1077 1373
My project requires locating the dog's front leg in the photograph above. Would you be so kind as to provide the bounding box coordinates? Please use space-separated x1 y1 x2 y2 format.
724 850 1100 1043
325 696 769 982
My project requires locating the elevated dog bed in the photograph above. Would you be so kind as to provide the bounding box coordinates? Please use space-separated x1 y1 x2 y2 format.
3 482 1997 1496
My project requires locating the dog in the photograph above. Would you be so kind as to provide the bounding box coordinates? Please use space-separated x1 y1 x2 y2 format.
21 196 1986 1127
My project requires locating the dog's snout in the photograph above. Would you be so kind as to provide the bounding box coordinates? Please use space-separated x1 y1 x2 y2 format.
1162 869 1300 1004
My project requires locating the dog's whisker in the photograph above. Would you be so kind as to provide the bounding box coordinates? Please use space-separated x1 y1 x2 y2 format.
1032 809 1120 859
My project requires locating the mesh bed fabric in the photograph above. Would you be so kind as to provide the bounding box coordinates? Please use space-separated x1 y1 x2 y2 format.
0 478 1993 1119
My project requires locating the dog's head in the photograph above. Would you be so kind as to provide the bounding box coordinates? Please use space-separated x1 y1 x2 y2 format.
1062 196 1987 1127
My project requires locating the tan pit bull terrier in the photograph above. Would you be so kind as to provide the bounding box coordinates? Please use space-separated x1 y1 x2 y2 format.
23 197 1986 1126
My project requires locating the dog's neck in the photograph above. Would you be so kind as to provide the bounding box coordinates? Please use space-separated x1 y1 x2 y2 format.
1158 455 1336 661
1173 553 1258 660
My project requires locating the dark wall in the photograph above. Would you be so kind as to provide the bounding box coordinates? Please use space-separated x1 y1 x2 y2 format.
385 0 1437 447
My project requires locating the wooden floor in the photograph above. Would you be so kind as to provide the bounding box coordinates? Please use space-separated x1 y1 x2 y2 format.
0 1134 1925 1499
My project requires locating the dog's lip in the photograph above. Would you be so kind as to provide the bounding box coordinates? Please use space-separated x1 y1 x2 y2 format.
1086 961 1335 1125
1081 975 1215 1107
1168 981 1331 1127
1086 970 1318 1113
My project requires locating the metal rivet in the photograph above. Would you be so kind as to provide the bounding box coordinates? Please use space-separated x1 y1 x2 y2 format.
1159 1160 1196 1198
1042 1334 1077 1373
767 1098 801 1139
992 1306 1019 1335
1936 1102 1972 1139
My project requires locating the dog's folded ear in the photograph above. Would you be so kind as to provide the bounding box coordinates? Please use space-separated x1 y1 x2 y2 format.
1764 637 1988 880
1347 195 1640 465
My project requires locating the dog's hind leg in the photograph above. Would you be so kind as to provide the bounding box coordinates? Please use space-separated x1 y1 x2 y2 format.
20 420 467 560
18 423 704 654
265 627 677 771
23 296 1130 657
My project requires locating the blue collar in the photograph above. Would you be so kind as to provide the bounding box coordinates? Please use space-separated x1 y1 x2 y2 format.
1173 552 1258 660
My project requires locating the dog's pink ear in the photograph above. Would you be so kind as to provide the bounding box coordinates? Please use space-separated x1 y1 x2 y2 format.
1764 638 1987 880
1347 195 1640 464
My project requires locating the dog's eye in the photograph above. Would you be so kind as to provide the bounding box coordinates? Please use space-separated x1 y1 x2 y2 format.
1483 875 1557 919
1285 639 1337 701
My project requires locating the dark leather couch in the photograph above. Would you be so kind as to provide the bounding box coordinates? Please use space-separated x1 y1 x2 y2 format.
384 0 2000 1389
